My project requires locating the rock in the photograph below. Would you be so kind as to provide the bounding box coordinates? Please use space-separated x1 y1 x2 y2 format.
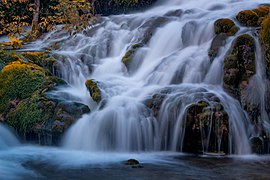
214 18 239 36
250 137 263 154
209 18 239 61
122 43 144 70
85 79 102 103
0 53 90 145
183 100 229 154
236 6 270 27
208 33 228 61
223 34 256 98
124 159 140 165
259 17 270 77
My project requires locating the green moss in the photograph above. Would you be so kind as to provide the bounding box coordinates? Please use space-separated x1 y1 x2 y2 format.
0 61 46 112
236 6 270 27
85 79 101 103
259 17 270 74
122 43 143 68
7 93 47 134
214 18 239 36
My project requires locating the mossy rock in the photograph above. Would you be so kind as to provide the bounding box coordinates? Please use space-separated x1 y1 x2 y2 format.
7 93 48 134
0 61 46 112
259 17 270 76
85 79 102 103
214 18 239 36
236 6 270 27
21 51 57 74
122 43 144 69
223 34 256 90
209 19 239 61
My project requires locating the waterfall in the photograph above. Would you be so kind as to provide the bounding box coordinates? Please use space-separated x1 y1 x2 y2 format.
35 0 270 154
0 124 19 150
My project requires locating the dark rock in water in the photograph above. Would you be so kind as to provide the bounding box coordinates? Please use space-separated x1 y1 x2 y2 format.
164 9 183 17
183 100 229 154
124 159 140 165
139 16 170 44
208 33 228 62
250 137 264 154
236 6 270 27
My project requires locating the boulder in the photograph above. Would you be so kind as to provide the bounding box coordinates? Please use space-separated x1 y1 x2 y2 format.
209 18 239 61
223 34 256 99
236 6 270 27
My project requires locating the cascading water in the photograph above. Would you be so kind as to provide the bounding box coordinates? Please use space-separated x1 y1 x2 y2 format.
0 124 19 150
38 0 270 154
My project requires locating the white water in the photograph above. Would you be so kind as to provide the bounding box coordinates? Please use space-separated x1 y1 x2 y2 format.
28 0 269 154
0 123 19 150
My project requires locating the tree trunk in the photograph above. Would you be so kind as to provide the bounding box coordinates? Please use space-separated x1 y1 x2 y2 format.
31 0 40 34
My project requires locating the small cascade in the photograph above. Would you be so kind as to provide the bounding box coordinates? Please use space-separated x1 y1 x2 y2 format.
31 0 270 155
0 124 19 150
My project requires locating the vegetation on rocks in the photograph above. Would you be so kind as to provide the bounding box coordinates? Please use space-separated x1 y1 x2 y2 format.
209 18 239 61
85 79 102 103
214 18 239 36
236 6 270 27
259 17 270 76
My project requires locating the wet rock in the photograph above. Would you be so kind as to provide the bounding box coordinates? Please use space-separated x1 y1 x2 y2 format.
223 34 256 99
208 33 228 61
259 17 270 77
139 16 170 44
124 159 140 165
236 6 270 27
250 137 264 154
209 18 239 61
183 100 229 154
0 53 90 145
122 43 144 70
214 18 239 36
85 79 102 103
164 9 183 17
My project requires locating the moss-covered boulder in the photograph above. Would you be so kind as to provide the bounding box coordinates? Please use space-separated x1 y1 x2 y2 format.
209 18 239 61
0 61 47 113
223 34 256 94
236 6 270 27
259 17 270 76
85 79 102 103
0 53 90 145
21 51 57 74
214 18 239 36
